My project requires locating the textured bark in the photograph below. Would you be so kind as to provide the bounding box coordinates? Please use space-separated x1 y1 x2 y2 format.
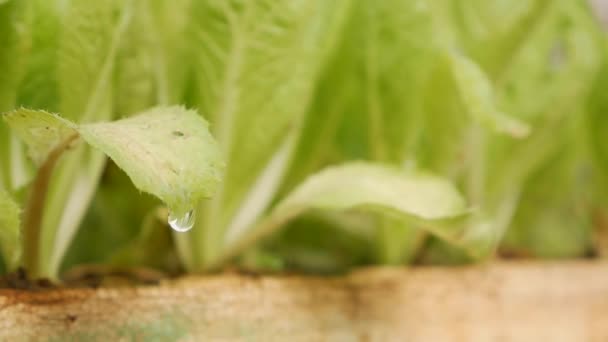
1 261 608 341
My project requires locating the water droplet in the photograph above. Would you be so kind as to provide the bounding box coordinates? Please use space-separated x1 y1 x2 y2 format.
168 209 195 232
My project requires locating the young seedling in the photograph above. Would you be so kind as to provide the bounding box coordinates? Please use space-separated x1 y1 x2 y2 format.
1 106 223 278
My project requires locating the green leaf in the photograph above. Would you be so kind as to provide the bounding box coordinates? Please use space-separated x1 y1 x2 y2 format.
0 191 21 271
16 0 61 112
4 106 223 218
277 0 440 266
146 0 193 105
483 0 604 200
588 62 608 182
25 0 134 278
215 163 470 267
282 0 435 191
446 0 553 78
58 0 129 122
112 0 192 113
2 109 77 165
0 0 28 112
0 0 30 191
187 0 347 267
79 107 223 215
112 2 156 115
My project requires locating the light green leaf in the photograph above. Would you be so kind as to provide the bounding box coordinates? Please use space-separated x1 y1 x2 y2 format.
112 2 156 115
502 144 593 258
4 106 223 218
483 0 604 199
2 109 77 165
216 163 470 267
0 0 30 191
445 51 531 138
188 0 347 266
146 0 192 106
79 107 223 215
0 191 21 271
17 0 61 112
587 62 608 181
282 0 435 191
0 0 28 112
31 0 133 279
276 164 466 220
446 0 552 78
493 0 601 122
58 0 130 122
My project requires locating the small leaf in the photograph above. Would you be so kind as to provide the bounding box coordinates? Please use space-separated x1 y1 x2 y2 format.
3 106 224 220
446 50 531 138
78 106 223 216
217 162 469 267
0 191 21 271
3 109 77 165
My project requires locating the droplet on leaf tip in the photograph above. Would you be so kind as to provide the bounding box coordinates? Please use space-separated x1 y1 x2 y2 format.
168 209 195 232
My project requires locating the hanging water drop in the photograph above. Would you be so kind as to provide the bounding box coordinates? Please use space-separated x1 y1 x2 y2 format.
168 209 195 232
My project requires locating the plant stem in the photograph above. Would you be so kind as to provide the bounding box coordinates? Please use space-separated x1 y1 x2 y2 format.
22 134 79 278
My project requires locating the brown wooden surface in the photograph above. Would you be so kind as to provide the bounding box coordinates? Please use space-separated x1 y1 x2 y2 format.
1 261 607 341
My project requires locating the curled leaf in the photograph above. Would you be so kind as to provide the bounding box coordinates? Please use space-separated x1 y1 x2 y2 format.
217 162 470 267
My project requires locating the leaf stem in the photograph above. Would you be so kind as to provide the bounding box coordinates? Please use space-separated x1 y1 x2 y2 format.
22 134 79 278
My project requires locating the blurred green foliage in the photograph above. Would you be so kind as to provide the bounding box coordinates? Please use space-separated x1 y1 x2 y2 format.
1 0 608 276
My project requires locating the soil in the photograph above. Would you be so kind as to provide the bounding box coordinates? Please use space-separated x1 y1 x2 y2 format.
0 265 169 290
1 261 607 341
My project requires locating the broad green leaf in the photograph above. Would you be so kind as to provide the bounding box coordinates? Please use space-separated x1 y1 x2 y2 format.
274 164 466 220
0 191 20 271
282 0 435 191
215 163 470 267
187 0 348 267
278 0 439 265
78 107 223 215
4 106 223 219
